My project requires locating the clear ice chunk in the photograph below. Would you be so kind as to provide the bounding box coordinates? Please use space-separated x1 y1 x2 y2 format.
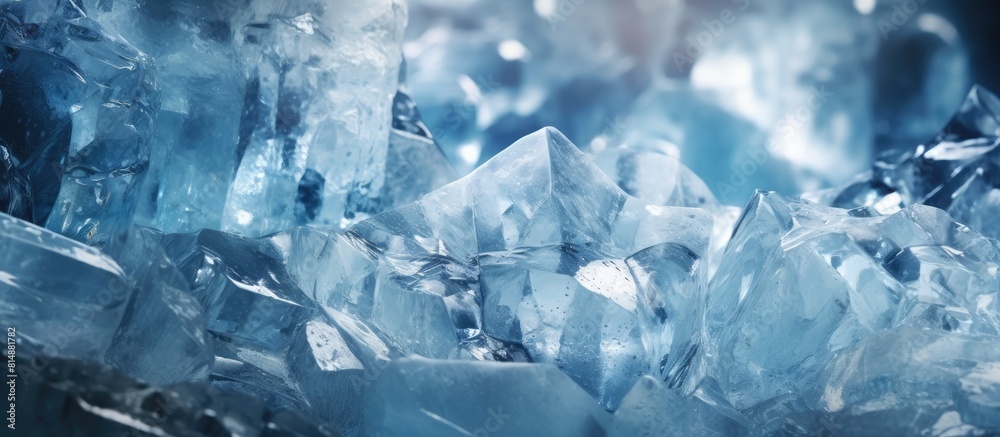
588 142 724 210
85 0 437 235
102 225 213 385
0 212 130 359
364 357 612 436
221 0 408 235
702 192 1000 409
0 211 211 385
810 85 1000 240
588 142 741 277
349 127 712 408
161 227 399 434
161 230 316 348
81 0 248 234
784 327 1000 436
267 226 465 363
0 0 158 246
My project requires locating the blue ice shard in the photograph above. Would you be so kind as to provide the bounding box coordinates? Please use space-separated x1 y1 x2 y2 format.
811 86 1000 241
364 358 612 436
0 212 211 384
81 0 247 234
349 127 712 408
612 376 745 437
266 226 463 365
161 230 316 348
783 327 1000 436
161 228 400 434
220 0 408 235
266 227 373 307
84 0 426 235
331 86 459 221
102 225 213 384
0 0 158 247
17 353 335 437
702 192 1000 410
0 212 129 359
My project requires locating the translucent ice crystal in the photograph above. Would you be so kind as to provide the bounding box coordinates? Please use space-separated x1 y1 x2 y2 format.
588 141 741 276
810 85 1000 241
787 327 1000 436
221 0 408 235
702 192 1000 409
82 0 249 233
378 90 458 211
0 212 130 359
0 212 211 384
103 225 213 384
84 0 442 236
0 0 158 246
161 227 400 434
349 127 711 408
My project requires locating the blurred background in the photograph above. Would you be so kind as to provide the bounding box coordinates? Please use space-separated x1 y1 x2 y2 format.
402 0 999 204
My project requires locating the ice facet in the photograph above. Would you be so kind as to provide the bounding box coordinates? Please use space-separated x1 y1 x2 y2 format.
589 142 722 211
0 0 158 246
378 90 458 211
364 357 612 436
162 230 315 348
702 192 1000 409
349 127 711 408
0 212 211 385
